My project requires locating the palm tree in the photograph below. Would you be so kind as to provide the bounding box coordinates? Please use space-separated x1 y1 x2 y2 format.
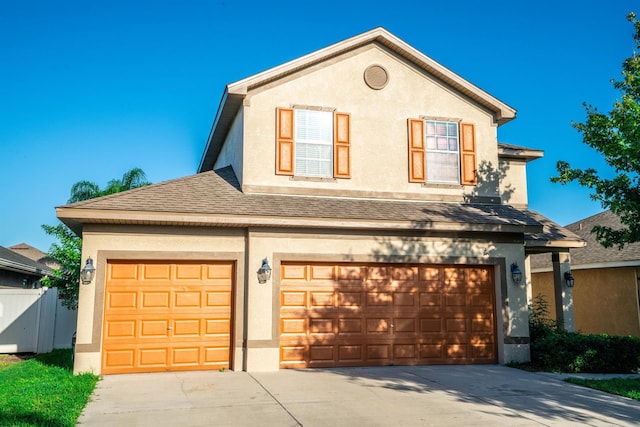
43 167 151 309
67 167 150 203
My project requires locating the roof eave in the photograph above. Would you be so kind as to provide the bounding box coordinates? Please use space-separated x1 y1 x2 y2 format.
56 207 543 235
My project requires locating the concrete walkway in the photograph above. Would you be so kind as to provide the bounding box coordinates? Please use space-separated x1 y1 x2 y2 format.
77 365 640 426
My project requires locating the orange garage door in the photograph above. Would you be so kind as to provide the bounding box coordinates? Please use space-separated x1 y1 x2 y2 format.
280 263 496 368
102 261 234 374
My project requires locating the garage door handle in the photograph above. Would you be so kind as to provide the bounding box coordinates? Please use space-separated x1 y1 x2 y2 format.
167 327 173 330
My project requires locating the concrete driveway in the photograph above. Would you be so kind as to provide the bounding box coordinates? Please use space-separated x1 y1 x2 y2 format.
77 365 640 426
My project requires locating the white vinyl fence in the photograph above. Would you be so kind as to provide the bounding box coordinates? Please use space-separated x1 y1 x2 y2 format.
0 287 77 353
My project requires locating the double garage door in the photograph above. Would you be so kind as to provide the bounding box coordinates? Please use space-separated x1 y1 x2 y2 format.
101 260 496 374
102 261 233 374
280 262 497 368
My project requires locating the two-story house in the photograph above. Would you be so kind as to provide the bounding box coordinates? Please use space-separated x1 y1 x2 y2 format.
58 28 584 375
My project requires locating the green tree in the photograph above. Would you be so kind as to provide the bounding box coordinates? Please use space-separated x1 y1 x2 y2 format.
42 168 151 309
552 12 640 249
67 167 150 203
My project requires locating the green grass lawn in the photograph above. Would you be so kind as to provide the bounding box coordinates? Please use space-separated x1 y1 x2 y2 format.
565 377 640 401
0 349 99 427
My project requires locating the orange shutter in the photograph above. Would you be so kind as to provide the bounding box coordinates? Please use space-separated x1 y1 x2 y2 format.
334 112 351 178
408 119 426 183
460 122 477 185
276 108 294 175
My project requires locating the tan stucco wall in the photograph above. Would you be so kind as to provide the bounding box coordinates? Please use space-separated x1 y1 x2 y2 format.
531 267 640 337
498 158 529 208
213 106 244 187
73 225 246 375
76 223 531 374
232 44 504 201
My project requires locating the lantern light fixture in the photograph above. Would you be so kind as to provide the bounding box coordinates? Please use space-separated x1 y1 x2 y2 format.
564 271 575 288
80 257 96 285
510 262 523 285
257 258 272 284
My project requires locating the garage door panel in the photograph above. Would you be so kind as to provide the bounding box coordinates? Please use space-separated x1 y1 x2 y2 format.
142 292 171 309
143 264 172 280
107 292 137 309
309 318 333 334
207 291 231 306
310 292 334 307
282 291 306 307
103 261 233 374
280 262 496 368
105 320 136 338
139 348 168 367
367 318 389 333
367 292 391 306
338 318 362 334
140 319 170 337
393 293 416 306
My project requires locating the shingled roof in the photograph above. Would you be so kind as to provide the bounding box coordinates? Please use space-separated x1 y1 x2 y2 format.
531 210 640 270
0 245 54 277
57 166 583 250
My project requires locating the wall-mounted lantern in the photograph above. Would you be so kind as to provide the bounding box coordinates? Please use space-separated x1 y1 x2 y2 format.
80 257 96 284
510 262 523 285
564 271 575 288
257 258 272 284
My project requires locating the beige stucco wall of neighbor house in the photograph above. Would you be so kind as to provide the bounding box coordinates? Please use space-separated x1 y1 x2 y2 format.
238 45 501 201
73 225 246 375
498 158 529 208
531 267 640 337
213 106 244 187
244 228 529 371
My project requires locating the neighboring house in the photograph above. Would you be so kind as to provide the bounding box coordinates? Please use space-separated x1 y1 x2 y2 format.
0 244 76 353
9 242 59 270
57 27 584 375
531 210 640 337
0 245 53 288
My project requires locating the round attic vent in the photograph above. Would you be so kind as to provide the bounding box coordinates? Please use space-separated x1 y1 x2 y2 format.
363 65 389 90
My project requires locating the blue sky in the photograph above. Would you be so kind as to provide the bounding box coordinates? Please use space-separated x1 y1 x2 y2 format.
0 0 635 252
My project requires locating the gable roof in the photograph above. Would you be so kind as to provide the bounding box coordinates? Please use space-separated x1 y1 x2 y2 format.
531 210 640 271
57 166 585 252
0 245 54 277
8 242 59 269
198 27 518 172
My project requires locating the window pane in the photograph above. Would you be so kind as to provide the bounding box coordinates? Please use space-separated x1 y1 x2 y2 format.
295 109 333 178
427 152 459 184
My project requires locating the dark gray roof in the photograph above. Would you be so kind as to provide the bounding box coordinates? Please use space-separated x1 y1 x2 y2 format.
0 245 54 276
58 167 582 249
530 210 640 269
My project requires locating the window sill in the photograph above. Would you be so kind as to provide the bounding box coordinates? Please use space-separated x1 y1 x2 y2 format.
290 176 337 183
421 183 463 190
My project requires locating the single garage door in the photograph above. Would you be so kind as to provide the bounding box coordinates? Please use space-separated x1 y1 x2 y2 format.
280 262 496 368
102 261 233 374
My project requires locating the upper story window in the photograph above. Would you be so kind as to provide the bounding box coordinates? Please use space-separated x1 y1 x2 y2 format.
276 107 351 179
294 109 333 177
408 118 477 186
425 120 460 184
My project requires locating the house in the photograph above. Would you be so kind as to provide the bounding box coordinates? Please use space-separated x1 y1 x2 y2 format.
0 245 53 289
0 244 76 353
531 210 640 337
8 242 59 270
57 27 584 375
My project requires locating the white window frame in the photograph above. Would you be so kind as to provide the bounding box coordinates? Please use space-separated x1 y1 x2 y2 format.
294 109 333 178
425 119 460 184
